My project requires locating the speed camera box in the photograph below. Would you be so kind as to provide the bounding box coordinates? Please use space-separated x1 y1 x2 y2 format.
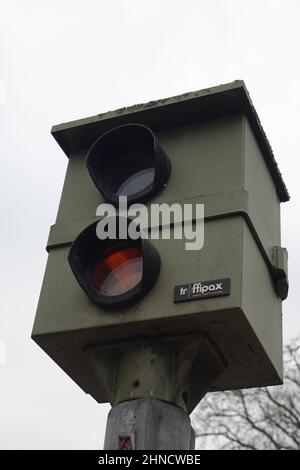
32 81 289 405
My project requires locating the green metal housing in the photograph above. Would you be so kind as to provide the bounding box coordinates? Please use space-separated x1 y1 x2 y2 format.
32 81 289 406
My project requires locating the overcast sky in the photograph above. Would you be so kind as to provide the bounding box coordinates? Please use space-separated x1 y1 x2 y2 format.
1 0 299 449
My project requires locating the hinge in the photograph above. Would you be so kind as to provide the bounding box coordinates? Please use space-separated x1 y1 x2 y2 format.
271 246 289 300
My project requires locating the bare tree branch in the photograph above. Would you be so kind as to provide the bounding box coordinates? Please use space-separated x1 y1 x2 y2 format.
192 336 300 450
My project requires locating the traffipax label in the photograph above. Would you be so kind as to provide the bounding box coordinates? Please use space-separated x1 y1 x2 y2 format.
174 278 230 303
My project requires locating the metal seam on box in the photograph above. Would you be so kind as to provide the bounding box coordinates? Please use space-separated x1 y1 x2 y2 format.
47 190 250 249
45 188 281 296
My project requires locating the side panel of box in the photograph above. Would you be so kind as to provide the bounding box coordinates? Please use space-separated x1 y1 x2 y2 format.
241 218 283 381
243 117 281 258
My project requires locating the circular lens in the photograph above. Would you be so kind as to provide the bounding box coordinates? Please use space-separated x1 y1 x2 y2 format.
92 247 143 296
117 168 155 196
108 151 155 198
68 218 161 308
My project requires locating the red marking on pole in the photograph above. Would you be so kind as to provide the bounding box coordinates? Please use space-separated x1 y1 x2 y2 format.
119 435 133 450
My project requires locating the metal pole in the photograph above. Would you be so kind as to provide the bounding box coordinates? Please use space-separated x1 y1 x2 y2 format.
104 397 195 450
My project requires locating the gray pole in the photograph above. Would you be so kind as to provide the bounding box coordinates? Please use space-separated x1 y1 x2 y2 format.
104 397 195 450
